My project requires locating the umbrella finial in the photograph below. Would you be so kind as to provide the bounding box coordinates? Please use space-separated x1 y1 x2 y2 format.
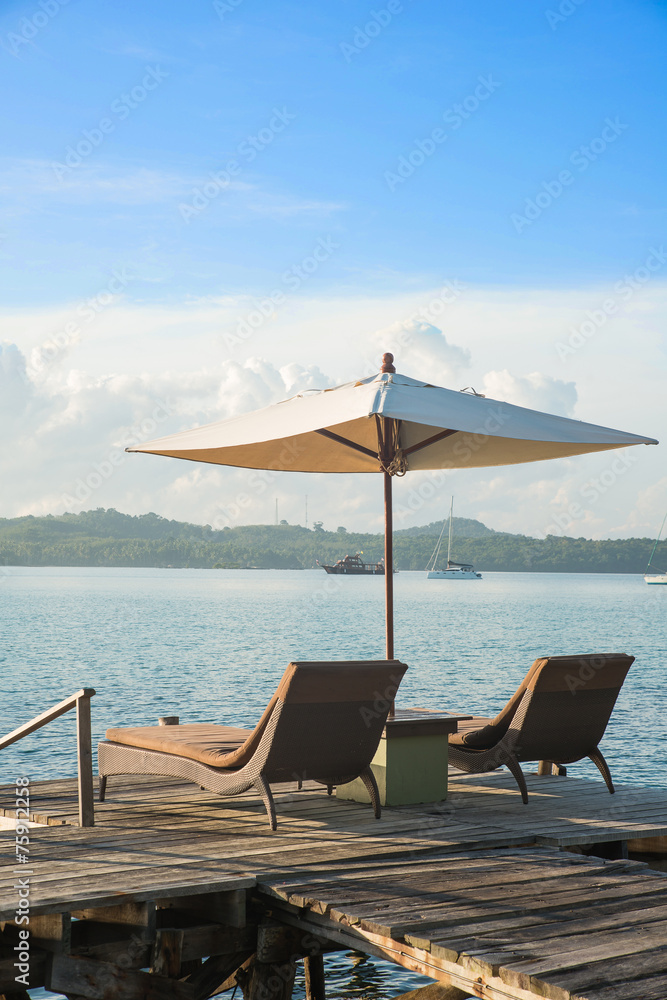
380 352 396 373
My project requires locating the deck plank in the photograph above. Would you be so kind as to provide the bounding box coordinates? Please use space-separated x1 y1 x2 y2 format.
2 773 667 1000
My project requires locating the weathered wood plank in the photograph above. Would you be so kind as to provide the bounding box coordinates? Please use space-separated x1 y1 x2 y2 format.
30 912 71 954
577 971 667 999
158 888 246 927
303 953 326 1000
392 984 479 1000
184 950 256 1000
76 694 95 828
46 954 195 1000
406 898 667 952
2 772 667 1000
548 944 667 996
151 929 183 978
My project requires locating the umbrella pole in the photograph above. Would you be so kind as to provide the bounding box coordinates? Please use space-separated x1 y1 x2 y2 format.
384 470 396 716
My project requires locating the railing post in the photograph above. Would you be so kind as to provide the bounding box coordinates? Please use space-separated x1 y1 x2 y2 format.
76 692 95 827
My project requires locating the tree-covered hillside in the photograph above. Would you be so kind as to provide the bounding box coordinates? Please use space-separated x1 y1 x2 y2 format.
0 508 664 573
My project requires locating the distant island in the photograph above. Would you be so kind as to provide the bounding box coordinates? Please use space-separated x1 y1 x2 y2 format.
0 508 663 574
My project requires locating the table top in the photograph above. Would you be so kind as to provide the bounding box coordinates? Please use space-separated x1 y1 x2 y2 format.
382 707 473 739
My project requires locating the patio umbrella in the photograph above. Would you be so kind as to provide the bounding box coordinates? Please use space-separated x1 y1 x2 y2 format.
127 353 658 659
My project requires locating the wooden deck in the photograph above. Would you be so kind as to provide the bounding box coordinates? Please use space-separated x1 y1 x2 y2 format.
1 772 667 999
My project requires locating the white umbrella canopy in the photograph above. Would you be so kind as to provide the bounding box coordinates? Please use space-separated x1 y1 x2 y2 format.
127 354 658 659
128 363 656 473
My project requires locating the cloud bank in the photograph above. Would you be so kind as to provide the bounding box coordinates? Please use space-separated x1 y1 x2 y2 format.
1 282 662 541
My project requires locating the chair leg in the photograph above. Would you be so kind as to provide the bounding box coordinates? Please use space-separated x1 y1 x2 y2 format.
589 748 615 794
254 776 277 831
503 755 529 804
99 775 107 802
326 784 333 796
359 766 382 819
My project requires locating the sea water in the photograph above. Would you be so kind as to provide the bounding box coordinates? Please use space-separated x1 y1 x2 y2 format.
1 567 666 998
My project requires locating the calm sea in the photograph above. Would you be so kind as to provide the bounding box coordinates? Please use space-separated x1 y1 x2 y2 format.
2 568 666 998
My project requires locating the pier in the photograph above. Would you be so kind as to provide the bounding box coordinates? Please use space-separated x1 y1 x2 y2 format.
2 771 667 1000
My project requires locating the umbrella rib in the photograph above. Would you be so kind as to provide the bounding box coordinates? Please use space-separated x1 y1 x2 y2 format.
403 427 459 456
315 428 379 461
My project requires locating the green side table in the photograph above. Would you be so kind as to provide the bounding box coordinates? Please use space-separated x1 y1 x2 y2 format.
336 708 471 807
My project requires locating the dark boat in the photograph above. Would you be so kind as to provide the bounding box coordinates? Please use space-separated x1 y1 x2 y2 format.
318 553 386 575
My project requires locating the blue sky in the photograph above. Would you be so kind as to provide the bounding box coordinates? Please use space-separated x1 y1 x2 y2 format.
1 0 666 537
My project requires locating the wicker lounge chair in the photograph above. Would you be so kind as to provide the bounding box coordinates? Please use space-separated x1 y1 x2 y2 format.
448 653 634 803
98 659 408 829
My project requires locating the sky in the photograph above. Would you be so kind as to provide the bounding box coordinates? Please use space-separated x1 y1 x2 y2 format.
1 0 666 539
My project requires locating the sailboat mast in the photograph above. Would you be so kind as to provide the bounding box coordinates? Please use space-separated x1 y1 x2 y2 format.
645 511 667 573
427 516 447 571
446 497 454 566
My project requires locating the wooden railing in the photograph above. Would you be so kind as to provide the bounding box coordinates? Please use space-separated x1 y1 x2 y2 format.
0 688 96 827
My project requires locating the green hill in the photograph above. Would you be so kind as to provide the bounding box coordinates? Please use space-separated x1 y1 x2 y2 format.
0 508 663 573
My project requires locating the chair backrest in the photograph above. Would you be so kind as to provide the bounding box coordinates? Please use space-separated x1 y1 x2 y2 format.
259 660 408 783
460 656 545 749
511 653 634 763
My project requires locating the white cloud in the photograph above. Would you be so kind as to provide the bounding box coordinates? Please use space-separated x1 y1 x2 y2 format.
372 319 471 386
1 277 664 538
0 159 200 205
0 158 344 219
243 194 346 218
481 369 577 416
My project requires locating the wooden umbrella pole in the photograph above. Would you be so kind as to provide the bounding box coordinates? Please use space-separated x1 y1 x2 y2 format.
378 353 397 714
384 469 395 716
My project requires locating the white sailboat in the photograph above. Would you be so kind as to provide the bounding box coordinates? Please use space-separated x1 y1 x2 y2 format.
426 498 482 580
644 512 667 585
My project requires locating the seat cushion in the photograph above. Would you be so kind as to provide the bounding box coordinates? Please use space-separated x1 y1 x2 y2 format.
448 717 498 751
105 723 254 768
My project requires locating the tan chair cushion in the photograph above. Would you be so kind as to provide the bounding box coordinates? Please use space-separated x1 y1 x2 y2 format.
447 658 546 751
448 717 496 750
105 723 255 768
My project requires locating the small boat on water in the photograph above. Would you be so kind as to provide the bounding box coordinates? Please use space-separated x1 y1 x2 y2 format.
644 512 667 585
426 498 481 580
319 553 386 575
